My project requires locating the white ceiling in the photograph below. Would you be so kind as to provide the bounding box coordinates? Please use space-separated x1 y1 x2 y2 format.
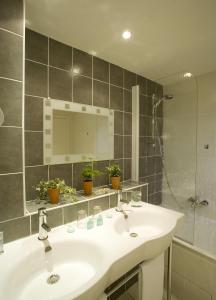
26 0 216 81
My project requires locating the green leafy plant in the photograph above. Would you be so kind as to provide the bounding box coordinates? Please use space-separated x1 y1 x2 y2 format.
106 164 121 177
81 164 101 181
34 178 76 201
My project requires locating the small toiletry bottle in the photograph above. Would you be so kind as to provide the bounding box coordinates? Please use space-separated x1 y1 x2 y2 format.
97 214 103 226
0 232 4 254
87 217 94 230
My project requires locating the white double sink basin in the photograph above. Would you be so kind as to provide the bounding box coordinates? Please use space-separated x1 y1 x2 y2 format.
0 202 183 300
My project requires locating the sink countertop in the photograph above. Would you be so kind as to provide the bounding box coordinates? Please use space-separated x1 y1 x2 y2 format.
0 202 183 300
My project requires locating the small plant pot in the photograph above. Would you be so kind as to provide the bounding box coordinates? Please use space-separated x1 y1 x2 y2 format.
83 180 93 196
48 188 60 204
111 176 120 190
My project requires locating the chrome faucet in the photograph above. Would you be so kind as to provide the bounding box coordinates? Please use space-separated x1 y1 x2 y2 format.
38 207 51 241
116 190 129 219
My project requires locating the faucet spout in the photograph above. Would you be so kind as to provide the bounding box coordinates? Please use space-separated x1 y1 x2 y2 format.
38 207 51 241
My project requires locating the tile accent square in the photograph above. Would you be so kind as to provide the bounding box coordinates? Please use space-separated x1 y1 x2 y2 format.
93 80 109 108
73 75 92 105
110 85 123 111
93 57 109 82
25 96 43 131
25 60 48 97
49 164 72 186
0 216 30 243
73 48 92 77
25 165 48 201
0 30 23 80
25 28 48 64
0 173 24 222
49 67 72 101
0 127 22 174
110 64 123 87
49 38 72 70
0 0 23 35
25 131 43 166
0 78 22 126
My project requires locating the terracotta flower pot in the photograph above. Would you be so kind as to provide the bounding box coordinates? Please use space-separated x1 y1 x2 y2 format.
111 176 120 190
83 180 93 196
48 188 60 204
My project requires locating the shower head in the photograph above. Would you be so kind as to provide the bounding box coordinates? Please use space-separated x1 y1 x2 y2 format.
152 94 174 109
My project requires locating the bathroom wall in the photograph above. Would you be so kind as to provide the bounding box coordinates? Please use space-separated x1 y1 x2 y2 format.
24 28 163 204
0 0 163 243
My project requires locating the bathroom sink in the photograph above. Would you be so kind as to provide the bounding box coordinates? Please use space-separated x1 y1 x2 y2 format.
2 239 107 300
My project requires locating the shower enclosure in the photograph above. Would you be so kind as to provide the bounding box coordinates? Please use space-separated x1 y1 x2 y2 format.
157 71 216 256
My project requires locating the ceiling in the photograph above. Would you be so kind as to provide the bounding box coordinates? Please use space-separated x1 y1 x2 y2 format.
26 0 216 81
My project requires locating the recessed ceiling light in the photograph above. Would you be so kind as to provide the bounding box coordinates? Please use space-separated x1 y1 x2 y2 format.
122 31 131 40
183 72 193 78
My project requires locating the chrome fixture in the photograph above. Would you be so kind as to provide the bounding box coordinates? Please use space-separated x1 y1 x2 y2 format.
152 94 174 147
38 207 51 241
188 197 209 208
116 190 129 219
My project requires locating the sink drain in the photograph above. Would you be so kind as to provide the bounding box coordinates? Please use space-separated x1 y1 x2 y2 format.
130 232 138 238
47 274 60 284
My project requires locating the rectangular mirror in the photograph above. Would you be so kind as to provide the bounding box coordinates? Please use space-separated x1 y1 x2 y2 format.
44 99 114 164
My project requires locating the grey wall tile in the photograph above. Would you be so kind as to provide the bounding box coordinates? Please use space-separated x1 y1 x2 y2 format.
114 111 123 135
93 80 109 108
25 28 48 64
73 75 92 105
93 160 109 187
25 96 43 131
25 60 47 97
139 137 147 157
139 115 151 136
110 64 123 87
141 185 148 202
0 78 22 126
31 208 63 234
140 95 151 116
0 0 23 35
93 57 109 82
0 30 23 80
123 159 132 181
124 113 132 135
147 79 156 97
137 75 147 95
110 85 123 111
49 164 72 186
114 135 123 159
63 201 88 224
0 216 30 243
49 67 72 101
124 136 132 158
0 127 22 174
123 90 132 113
0 173 24 222
139 157 148 178
72 162 89 191
73 48 92 77
25 165 48 201
124 70 136 90
25 131 43 166
149 192 162 205
89 196 109 214
49 38 72 70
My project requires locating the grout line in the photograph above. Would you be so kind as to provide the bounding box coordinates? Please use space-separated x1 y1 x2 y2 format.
0 76 22 83
0 172 23 176
0 125 22 129
25 164 45 168
47 38 50 98
0 27 23 38
25 93 45 99
25 130 43 133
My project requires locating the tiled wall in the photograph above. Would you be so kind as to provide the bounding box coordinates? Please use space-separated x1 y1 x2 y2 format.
24 28 163 203
0 0 163 243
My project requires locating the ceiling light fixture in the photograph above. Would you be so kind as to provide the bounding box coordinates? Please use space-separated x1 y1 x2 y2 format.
122 30 131 40
183 72 193 78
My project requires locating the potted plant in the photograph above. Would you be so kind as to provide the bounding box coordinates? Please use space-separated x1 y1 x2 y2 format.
35 178 76 204
106 164 121 189
81 164 101 195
